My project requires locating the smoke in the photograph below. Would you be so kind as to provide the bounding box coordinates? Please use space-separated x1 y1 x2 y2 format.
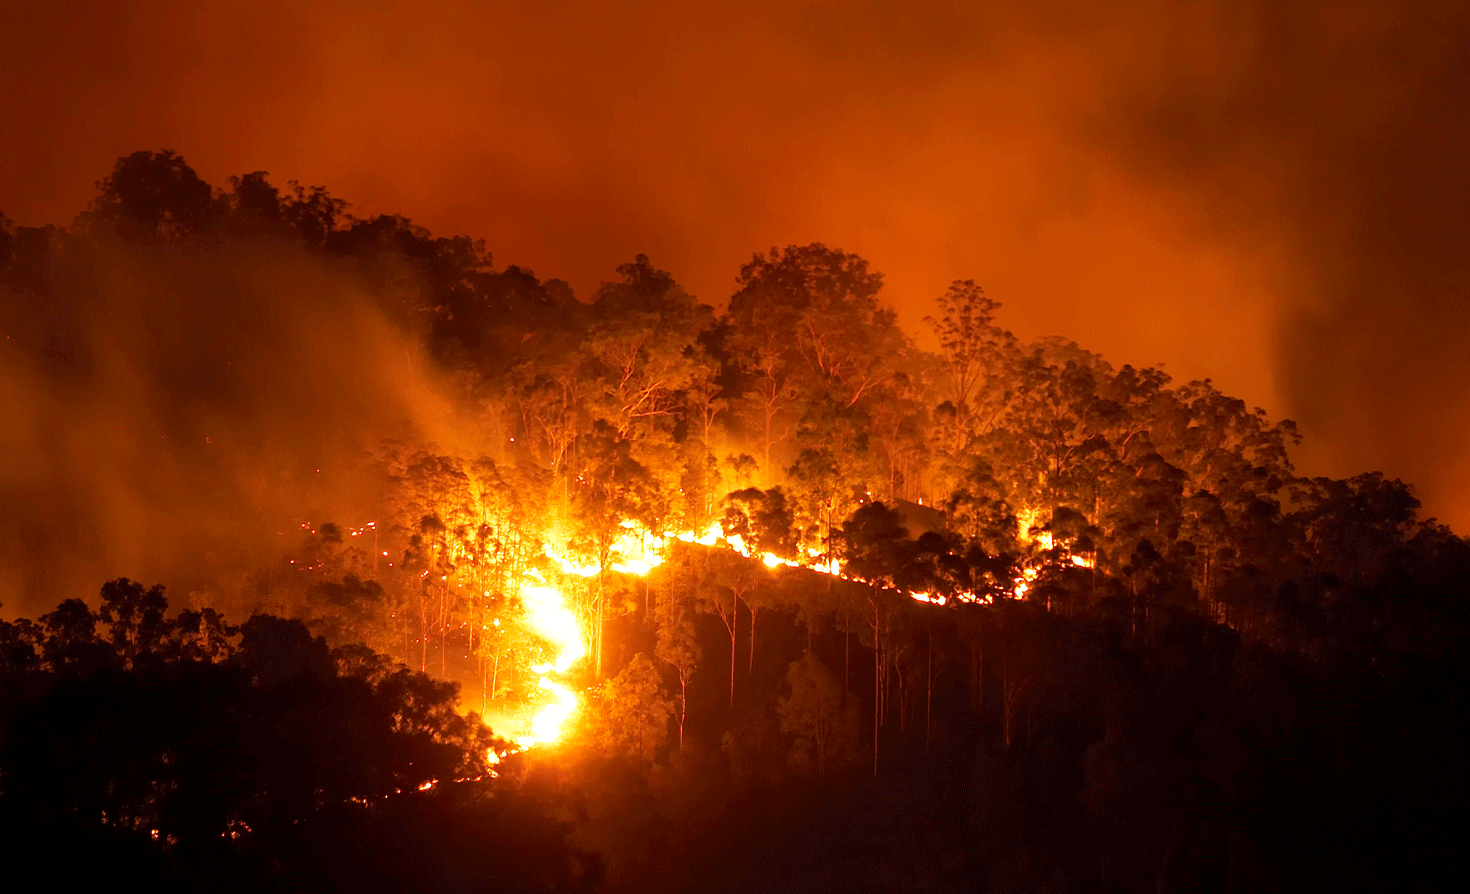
1081 0 1470 527
1 0 1466 564
0 235 464 616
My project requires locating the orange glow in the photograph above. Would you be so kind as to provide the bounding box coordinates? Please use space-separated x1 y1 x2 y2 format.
504 502 1087 748
512 578 587 748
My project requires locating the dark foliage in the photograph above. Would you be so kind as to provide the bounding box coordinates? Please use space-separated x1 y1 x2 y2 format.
2 152 1467 892
0 585 593 893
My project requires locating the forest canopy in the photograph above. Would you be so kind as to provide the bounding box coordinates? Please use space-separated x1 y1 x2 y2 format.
1 151 1466 892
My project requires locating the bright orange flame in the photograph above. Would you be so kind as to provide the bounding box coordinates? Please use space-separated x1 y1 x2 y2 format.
505 503 1086 746
521 583 585 674
513 580 586 748
521 678 578 746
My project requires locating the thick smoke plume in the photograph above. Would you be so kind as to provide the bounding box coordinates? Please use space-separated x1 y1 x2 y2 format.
1091 0 1470 528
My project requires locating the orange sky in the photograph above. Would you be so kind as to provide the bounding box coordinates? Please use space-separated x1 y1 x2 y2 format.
3 0 1466 528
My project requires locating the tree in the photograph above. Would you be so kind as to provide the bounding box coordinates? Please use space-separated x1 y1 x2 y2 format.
0 615 41 677
925 280 1015 463
721 486 797 558
98 578 170 667
697 550 757 707
593 653 673 762
787 446 862 562
381 451 479 673
724 243 905 480
474 591 533 713
1296 472 1422 586
584 254 717 443
837 502 913 775
0 213 13 270
867 369 930 502
232 615 335 687
310 573 392 653
38 598 111 673
224 170 283 235
79 150 219 243
778 651 858 776
570 422 668 678
653 568 701 749
167 608 237 663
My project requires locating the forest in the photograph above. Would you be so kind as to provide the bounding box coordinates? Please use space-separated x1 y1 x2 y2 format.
1 151 1466 892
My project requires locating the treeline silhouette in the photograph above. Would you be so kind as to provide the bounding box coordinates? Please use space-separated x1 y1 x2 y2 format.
2 151 1467 891
0 581 593 892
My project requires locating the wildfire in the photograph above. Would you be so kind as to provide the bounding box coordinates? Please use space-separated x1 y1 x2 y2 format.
501 505 1084 750
520 581 585 674
513 579 587 748
523 678 578 745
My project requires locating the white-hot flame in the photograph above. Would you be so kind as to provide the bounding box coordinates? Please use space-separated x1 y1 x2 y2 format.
522 678 578 746
521 584 585 675
513 575 589 748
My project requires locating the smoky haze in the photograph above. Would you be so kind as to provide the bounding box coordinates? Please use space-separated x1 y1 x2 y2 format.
1089 0 1470 529
0 235 464 615
1 0 1467 559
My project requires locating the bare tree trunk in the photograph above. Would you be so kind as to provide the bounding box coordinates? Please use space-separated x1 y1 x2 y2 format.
977 633 985 721
873 641 881 778
926 631 933 753
970 640 978 715
844 605 851 693
871 593 882 778
1001 654 1029 751
678 671 688 749
419 589 429 672
713 583 741 708
469 597 477 656
876 641 887 726
596 573 606 679
1003 663 1012 749
491 650 501 704
1129 580 1138 645
729 587 738 706
897 662 909 735
748 603 759 673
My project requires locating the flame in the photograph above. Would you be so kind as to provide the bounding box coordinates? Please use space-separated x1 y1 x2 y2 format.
497 503 1087 748
513 580 586 748
521 583 585 674
524 678 578 745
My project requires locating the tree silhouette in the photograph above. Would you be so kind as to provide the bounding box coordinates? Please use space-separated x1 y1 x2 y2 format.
778 651 858 776
79 150 218 243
